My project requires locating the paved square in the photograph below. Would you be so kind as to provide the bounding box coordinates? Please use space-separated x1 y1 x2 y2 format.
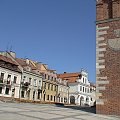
0 102 119 120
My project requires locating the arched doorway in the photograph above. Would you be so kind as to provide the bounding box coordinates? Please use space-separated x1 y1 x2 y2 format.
80 96 84 106
70 96 75 104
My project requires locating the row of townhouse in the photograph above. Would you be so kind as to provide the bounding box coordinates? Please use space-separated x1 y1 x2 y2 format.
0 51 95 106
0 51 69 104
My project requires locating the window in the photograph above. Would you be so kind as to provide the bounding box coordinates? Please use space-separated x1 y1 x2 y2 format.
108 0 113 19
51 85 53 91
86 98 89 102
54 96 56 102
34 79 37 86
47 95 49 100
33 91 35 100
0 87 2 94
5 88 9 94
38 92 40 99
83 87 84 92
39 80 41 86
44 74 46 79
87 88 89 93
44 82 46 89
0 73 4 81
80 86 82 91
51 95 53 101
38 89 41 99
48 75 50 80
21 91 24 98
58 97 60 102
43 94 45 101
54 86 56 91
64 98 67 103
13 76 17 83
48 83 50 90
29 78 32 85
83 78 84 83
23 76 26 82
61 98 63 102
7 74 11 80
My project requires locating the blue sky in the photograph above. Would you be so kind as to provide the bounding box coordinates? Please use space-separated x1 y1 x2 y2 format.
0 0 96 83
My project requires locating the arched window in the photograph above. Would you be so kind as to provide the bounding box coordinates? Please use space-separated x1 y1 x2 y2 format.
86 97 89 102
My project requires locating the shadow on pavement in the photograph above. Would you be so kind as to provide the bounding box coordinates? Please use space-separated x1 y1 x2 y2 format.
65 106 96 114
58 105 96 114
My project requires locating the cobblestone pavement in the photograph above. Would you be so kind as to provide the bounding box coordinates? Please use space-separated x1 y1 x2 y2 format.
0 102 119 120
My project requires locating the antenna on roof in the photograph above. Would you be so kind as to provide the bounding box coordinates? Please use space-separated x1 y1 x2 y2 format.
10 45 13 51
6 41 10 52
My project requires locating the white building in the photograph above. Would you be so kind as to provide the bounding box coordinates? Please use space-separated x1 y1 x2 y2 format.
15 58 43 101
0 54 21 101
0 51 43 102
58 70 94 106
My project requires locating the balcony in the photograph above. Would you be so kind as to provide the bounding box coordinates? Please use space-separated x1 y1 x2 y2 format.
7 80 11 84
21 82 30 89
24 82 30 86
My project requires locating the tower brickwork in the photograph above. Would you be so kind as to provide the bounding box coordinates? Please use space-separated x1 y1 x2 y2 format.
96 0 120 115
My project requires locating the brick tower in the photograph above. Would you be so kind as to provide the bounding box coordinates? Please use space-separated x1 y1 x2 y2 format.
96 0 120 115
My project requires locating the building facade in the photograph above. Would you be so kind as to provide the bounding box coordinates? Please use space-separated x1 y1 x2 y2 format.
0 51 70 104
34 63 58 103
96 0 120 115
90 83 96 106
0 54 21 101
0 51 43 102
15 58 43 102
57 77 69 104
58 70 94 106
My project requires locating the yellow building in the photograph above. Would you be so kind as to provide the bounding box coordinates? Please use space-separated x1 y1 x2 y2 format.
31 62 58 103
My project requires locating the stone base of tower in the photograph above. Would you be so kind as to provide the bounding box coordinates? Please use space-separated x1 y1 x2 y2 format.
96 103 120 116
96 19 120 116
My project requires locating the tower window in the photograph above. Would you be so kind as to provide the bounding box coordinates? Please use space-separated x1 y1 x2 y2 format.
108 0 113 19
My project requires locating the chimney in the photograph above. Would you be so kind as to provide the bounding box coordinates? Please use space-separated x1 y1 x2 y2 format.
26 59 29 65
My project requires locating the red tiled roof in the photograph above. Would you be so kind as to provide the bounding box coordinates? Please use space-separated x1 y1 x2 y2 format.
57 72 81 83
0 55 18 66
15 58 37 70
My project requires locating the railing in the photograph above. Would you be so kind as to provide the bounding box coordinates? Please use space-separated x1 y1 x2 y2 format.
21 82 30 88
7 80 11 84
0 79 12 86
